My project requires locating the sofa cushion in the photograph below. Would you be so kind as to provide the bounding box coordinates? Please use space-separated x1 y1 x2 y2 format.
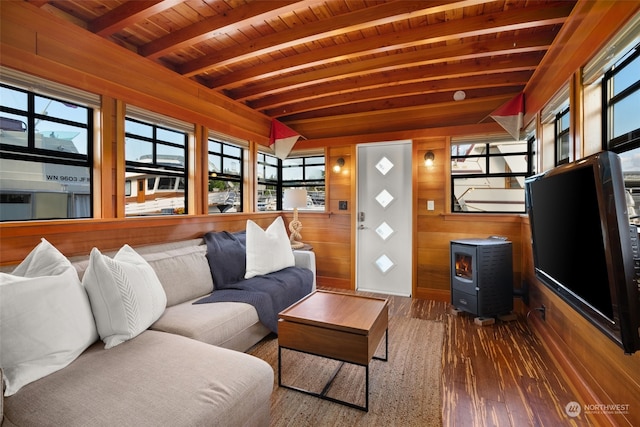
2 330 273 427
0 239 98 396
83 245 167 349
204 230 247 288
141 244 213 306
151 299 267 350
195 266 313 333
245 217 294 279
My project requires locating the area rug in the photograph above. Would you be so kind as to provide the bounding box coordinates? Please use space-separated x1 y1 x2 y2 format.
248 316 444 427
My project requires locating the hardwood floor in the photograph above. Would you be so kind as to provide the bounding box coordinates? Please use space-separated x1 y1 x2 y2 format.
318 287 591 426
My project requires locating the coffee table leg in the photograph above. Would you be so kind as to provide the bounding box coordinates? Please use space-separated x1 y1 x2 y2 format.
373 328 389 362
278 345 390 412
278 345 282 386
365 364 369 411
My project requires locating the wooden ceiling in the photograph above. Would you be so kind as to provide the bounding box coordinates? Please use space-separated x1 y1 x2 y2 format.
31 0 577 140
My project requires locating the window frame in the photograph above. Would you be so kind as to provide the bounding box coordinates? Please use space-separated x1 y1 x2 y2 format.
257 151 281 211
0 83 94 220
554 106 571 166
602 43 640 153
124 116 188 216
281 155 326 211
450 137 535 214
207 137 244 213
256 152 326 211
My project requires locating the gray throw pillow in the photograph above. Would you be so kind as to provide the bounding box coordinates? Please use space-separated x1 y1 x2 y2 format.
203 231 246 289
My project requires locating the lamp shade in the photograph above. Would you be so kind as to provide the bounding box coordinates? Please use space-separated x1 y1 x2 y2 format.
283 188 307 209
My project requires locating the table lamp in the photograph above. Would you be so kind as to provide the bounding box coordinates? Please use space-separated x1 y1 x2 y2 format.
283 188 307 249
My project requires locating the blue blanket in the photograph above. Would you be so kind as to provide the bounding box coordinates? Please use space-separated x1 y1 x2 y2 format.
193 266 313 334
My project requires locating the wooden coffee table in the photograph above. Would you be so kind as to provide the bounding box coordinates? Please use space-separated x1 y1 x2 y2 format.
277 290 389 411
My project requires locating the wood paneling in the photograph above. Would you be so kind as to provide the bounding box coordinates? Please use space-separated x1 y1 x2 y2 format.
522 220 640 427
0 214 279 265
413 137 525 301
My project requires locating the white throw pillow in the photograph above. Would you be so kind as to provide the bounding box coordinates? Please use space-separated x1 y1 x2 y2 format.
0 238 98 396
83 245 167 349
245 217 295 279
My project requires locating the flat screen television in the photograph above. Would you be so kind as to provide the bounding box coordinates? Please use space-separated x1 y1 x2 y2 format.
525 151 640 354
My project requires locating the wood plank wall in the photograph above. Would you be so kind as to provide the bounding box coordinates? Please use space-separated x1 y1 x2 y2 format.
522 219 640 427
0 214 279 264
413 138 524 301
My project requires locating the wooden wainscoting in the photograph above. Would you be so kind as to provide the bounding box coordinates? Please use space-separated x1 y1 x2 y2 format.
521 219 640 427
0 212 353 291
0 214 278 265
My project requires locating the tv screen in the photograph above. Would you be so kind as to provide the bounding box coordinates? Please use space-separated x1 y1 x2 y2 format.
525 151 640 354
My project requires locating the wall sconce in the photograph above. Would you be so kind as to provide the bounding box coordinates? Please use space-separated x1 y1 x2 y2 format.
424 151 435 167
333 157 345 173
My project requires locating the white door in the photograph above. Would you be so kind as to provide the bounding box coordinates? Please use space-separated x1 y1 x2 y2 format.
356 141 412 296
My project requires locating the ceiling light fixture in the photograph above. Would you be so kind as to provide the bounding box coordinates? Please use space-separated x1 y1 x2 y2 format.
453 90 466 101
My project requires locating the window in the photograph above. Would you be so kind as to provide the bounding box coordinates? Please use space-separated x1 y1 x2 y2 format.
282 156 325 211
256 152 326 211
600 43 640 225
124 116 188 216
617 147 640 225
603 43 640 151
208 137 243 213
0 83 94 221
451 137 534 213
257 152 280 211
555 107 571 165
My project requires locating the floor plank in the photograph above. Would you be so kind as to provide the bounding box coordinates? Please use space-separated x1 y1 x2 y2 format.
318 287 593 426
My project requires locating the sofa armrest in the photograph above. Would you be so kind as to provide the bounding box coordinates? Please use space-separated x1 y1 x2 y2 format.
293 250 316 291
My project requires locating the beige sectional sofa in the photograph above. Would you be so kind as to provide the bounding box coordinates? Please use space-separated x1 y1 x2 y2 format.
1 237 316 426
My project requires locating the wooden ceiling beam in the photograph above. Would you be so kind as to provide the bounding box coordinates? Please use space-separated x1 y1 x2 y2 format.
239 52 543 106
210 29 556 91
89 0 182 37
139 0 313 59
223 33 552 101
280 86 524 121
25 0 50 8
262 72 533 117
286 94 515 139
178 0 495 76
